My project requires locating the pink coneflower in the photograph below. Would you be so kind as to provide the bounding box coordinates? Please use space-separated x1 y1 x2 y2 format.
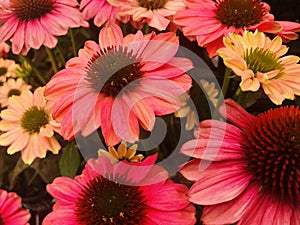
0 189 30 225
217 30 300 105
0 58 18 82
45 24 192 146
79 0 118 27
180 99 300 225
43 154 196 225
115 0 185 31
0 0 89 55
0 87 61 164
0 42 10 58
173 0 300 57
0 78 31 107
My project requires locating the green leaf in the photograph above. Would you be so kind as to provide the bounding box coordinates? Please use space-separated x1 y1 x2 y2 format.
8 155 29 189
59 142 81 178
31 153 61 183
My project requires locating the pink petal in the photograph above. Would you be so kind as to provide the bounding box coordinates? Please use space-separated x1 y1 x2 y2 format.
98 23 123 49
46 177 82 204
122 92 155 131
141 183 190 211
100 97 121 146
238 194 293 225
218 99 255 129
188 160 251 205
202 185 260 224
111 97 140 143
145 205 196 225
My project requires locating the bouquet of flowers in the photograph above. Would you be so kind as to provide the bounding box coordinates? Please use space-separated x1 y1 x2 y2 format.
0 0 299 224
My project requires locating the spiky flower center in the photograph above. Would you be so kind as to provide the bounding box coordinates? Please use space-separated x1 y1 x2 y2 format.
242 106 300 206
214 0 266 28
138 0 168 10
8 89 21 97
11 0 55 21
244 47 284 77
0 67 7 76
85 46 144 98
75 176 147 225
21 106 50 134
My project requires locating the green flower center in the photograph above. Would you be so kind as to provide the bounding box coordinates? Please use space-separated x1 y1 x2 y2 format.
20 106 50 134
242 106 300 206
244 47 284 77
214 0 266 28
0 67 7 76
138 0 168 10
75 176 147 224
11 0 55 21
8 89 21 97
85 46 144 98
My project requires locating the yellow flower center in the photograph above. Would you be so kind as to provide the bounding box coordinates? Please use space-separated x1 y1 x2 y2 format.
244 47 284 77
21 106 50 134
137 0 168 10
11 0 55 21
214 0 266 28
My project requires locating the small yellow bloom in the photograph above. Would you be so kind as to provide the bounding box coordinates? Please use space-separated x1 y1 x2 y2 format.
98 141 144 163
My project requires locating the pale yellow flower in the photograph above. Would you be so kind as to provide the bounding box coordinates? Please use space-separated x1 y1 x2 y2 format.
98 140 144 163
199 79 219 107
175 81 219 130
0 58 19 82
217 30 300 105
0 78 31 107
0 87 61 164
174 92 199 131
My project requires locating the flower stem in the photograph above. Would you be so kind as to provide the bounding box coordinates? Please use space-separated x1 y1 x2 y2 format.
69 29 77 57
20 55 47 85
45 47 58 73
56 45 66 66
212 67 232 119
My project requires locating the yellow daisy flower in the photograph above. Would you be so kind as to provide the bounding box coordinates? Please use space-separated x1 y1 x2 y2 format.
0 78 31 107
0 87 61 164
217 30 300 105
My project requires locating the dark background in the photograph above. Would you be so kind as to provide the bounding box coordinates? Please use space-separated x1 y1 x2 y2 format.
265 0 300 56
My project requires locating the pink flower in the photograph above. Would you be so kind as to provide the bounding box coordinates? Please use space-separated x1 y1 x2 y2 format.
275 21 300 42
0 42 10 58
0 0 88 55
173 0 299 57
180 99 300 225
43 154 196 224
0 189 31 225
80 0 118 27
45 24 192 146
115 0 185 31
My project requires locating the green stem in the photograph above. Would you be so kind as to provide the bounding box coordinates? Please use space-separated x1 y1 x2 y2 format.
69 29 77 57
212 67 232 119
45 47 58 73
20 55 47 85
56 45 66 66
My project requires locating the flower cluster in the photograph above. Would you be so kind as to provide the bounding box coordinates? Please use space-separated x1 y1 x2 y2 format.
0 0 299 224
